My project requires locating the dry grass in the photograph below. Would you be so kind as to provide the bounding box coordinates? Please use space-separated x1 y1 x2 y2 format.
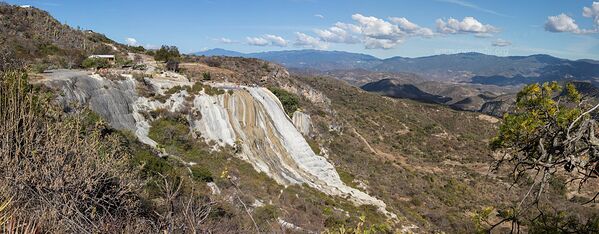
0 70 142 233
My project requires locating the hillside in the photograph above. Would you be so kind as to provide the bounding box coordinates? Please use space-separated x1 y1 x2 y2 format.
0 3 132 69
361 79 451 104
358 78 517 116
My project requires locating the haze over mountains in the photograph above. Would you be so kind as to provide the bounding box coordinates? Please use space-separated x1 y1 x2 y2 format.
195 48 599 86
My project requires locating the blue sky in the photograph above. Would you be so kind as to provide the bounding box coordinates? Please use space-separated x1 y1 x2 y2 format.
7 0 599 60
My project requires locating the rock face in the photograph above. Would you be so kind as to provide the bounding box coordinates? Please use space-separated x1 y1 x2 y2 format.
41 70 393 216
291 111 313 137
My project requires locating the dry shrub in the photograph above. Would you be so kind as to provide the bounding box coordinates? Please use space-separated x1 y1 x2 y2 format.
0 70 143 233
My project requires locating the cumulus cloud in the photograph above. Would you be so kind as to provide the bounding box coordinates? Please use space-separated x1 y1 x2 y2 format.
294 32 328 49
246 34 288 47
315 25 361 44
348 14 414 49
335 22 362 34
583 1 599 26
436 17 498 34
389 17 434 37
545 2 599 34
314 14 324 19
492 39 511 47
216 37 236 44
246 37 269 46
545 14 582 33
263 34 288 46
125 37 138 46
351 14 404 40
307 14 434 49
363 38 402 50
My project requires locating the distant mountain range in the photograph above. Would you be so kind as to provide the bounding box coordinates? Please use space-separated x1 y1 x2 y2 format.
193 49 599 86
193 49 380 70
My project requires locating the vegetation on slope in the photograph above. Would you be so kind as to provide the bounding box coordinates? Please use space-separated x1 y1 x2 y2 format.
145 106 394 233
0 3 125 68
269 87 300 115
299 76 598 233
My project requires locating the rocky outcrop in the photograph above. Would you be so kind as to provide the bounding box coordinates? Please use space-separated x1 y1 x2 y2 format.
42 70 138 131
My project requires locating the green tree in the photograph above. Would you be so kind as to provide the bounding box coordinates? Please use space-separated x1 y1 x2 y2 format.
154 45 180 62
489 82 599 231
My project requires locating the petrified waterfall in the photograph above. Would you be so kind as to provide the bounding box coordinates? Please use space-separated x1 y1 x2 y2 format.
42 70 392 216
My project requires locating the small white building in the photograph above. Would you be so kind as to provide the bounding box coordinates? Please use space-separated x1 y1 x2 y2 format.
89 55 116 62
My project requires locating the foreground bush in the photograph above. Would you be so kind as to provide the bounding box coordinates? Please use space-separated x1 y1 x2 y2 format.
0 70 142 232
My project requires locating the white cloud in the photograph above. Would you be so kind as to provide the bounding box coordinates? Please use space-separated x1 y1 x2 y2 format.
583 1 599 26
348 14 408 49
389 17 434 37
263 34 288 47
315 25 361 43
545 14 581 33
436 17 498 34
294 32 328 49
492 39 512 47
307 14 433 50
335 22 362 34
125 37 138 46
246 34 288 47
246 36 269 46
314 14 324 19
545 2 599 34
363 38 401 50
217 37 236 44
351 14 404 40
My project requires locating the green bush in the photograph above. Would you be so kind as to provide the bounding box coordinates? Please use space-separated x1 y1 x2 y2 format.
81 57 110 69
148 117 192 153
268 87 299 115
38 44 62 56
202 72 211 80
203 85 225 96
132 149 173 176
191 165 214 182
29 63 49 73
254 205 278 228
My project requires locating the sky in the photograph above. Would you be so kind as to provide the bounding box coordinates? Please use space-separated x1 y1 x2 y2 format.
6 0 599 60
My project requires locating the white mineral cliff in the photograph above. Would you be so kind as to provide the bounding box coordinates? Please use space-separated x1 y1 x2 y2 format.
41 69 394 217
292 111 313 137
